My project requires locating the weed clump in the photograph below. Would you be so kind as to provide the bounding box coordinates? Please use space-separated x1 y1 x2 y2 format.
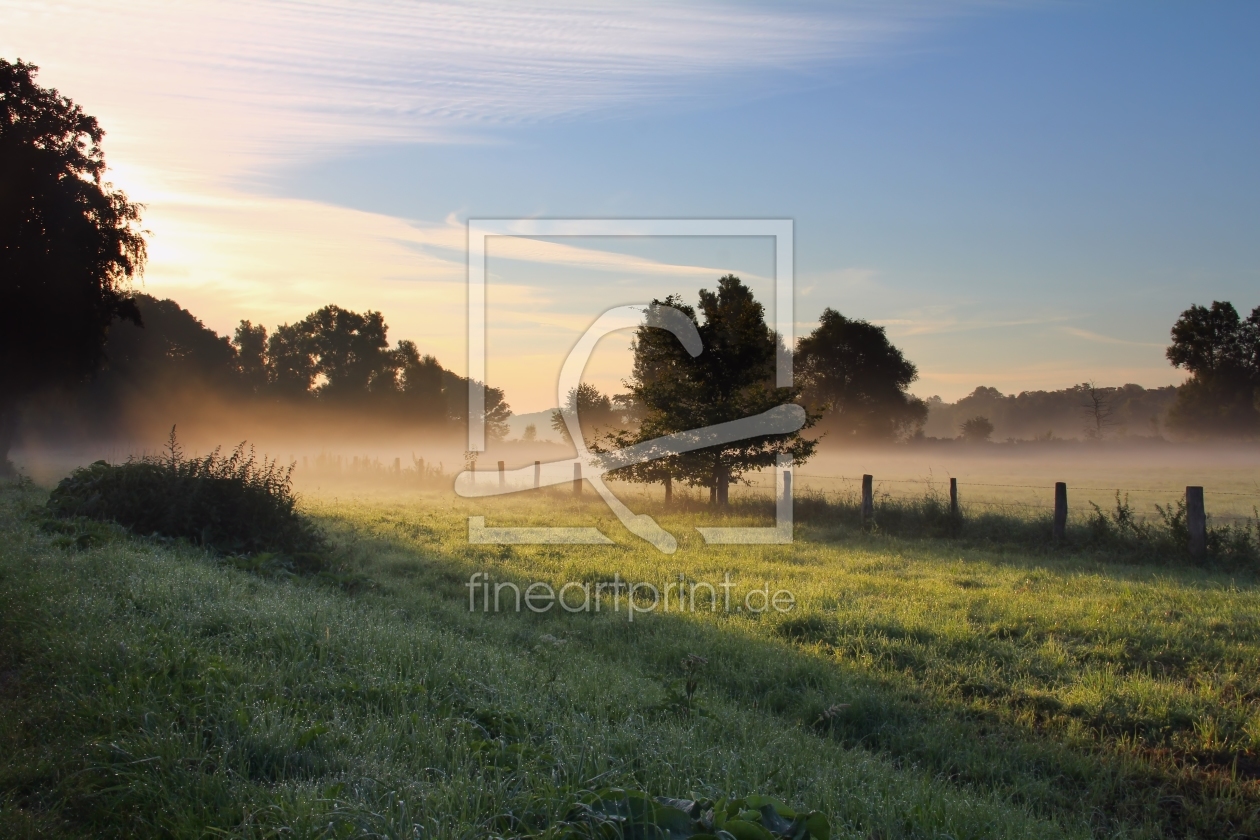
1086 492 1260 566
792 486 1260 568
46 428 324 560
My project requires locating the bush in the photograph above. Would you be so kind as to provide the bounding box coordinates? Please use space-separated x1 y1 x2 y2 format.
46 428 324 559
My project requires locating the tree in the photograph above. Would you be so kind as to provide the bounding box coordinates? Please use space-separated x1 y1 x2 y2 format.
1080 381 1114 440
960 415 993 443
795 309 927 441
99 295 236 386
614 277 816 505
522 423 537 442
233 321 268 393
920 383 1179 441
441 370 512 442
393 340 448 423
1165 301 1260 437
257 305 398 400
298 305 396 398
265 322 318 397
1166 301 1253 374
0 59 146 468
550 382 622 445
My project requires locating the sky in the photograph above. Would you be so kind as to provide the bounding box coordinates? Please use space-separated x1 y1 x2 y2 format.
4 0 1258 413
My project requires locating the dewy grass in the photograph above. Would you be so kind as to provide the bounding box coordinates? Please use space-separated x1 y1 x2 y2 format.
1 480 1258 838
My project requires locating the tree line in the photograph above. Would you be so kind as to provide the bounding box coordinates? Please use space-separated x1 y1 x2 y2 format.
548 276 928 503
918 302 1260 443
4 58 1258 475
921 383 1179 442
48 293 512 442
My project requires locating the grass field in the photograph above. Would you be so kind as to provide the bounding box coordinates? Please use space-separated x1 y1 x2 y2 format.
2 477 1259 838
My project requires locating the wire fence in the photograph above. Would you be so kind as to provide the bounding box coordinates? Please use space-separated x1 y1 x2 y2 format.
728 470 1260 517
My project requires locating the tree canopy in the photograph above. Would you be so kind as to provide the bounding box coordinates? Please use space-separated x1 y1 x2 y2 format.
794 308 926 441
1165 301 1260 438
960 415 994 443
550 382 625 445
609 276 816 505
0 59 146 465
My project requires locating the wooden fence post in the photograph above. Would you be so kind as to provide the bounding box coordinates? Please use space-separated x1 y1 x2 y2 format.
949 477 958 518
498 460 505 488
1053 482 1067 541
1186 486 1206 556
533 460 541 489
861 474 874 526
573 463 582 495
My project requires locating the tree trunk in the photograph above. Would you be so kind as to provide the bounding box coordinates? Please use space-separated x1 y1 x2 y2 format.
717 469 729 506
663 475 672 504
0 402 18 475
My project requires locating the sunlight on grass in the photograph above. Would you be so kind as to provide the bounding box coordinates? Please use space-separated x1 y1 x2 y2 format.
2 482 1257 838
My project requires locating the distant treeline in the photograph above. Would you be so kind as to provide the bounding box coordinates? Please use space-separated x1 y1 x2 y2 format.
919 300 1260 443
920 384 1178 442
27 294 510 442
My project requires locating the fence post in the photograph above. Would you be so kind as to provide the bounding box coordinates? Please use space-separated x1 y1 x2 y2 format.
534 460 541 489
393 457 401 474
573 462 582 495
861 474 874 526
498 460 505 488
1186 486 1206 557
1053 482 1067 541
949 477 958 518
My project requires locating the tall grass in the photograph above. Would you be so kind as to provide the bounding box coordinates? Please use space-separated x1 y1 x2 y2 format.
782 485 1260 567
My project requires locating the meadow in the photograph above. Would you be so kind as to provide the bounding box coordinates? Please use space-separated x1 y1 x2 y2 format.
1 468 1258 838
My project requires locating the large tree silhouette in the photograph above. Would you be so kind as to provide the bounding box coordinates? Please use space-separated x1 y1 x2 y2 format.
0 59 145 468
795 309 926 441
614 277 816 505
1165 301 1260 437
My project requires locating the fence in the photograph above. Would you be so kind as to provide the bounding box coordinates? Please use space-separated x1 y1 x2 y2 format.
790 472 1260 557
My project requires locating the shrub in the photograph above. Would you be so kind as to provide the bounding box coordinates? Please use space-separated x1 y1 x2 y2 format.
46 428 324 559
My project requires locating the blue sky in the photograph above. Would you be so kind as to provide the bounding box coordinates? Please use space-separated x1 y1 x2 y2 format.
7 1 1258 411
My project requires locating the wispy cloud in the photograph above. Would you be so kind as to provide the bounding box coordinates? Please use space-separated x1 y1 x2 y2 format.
1 0 981 407
883 312 1075 337
5 1 942 178
487 236 771 285
1059 326 1165 348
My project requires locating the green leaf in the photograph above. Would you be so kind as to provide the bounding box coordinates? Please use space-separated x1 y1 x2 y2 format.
721 819 775 840
804 812 830 840
756 805 796 835
743 796 793 818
